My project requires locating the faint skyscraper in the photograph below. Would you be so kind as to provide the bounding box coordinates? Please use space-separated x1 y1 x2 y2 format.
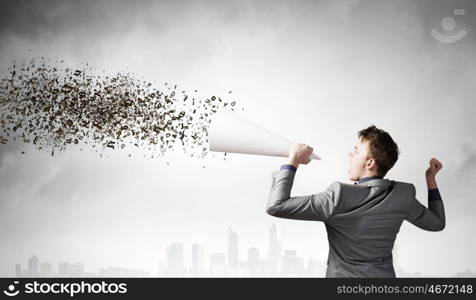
15 264 22 278
58 262 71 277
39 262 52 277
28 255 39 277
69 263 84 277
304 258 323 277
248 247 260 265
454 269 476 277
166 243 185 276
281 250 304 276
157 261 166 277
191 243 205 276
247 247 261 276
227 226 239 268
209 253 226 275
15 262 30 277
268 224 281 274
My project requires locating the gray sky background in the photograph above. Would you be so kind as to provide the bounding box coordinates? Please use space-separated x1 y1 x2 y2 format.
0 0 475 276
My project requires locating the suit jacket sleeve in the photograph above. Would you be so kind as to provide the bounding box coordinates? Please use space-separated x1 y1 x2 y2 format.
266 168 341 221
405 184 446 231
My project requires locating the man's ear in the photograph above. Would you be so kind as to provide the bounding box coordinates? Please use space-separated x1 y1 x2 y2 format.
365 158 377 170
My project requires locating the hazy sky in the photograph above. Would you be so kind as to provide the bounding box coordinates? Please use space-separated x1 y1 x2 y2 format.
1 0 475 277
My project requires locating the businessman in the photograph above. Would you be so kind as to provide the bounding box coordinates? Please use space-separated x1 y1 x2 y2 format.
266 125 445 277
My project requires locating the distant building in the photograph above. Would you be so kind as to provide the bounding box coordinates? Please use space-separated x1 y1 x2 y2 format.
99 266 149 277
303 258 324 277
69 263 84 277
191 243 205 276
268 224 281 275
165 243 185 276
281 250 304 276
227 227 239 268
39 262 53 277
454 269 476 277
209 253 226 275
247 247 263 276
28 255 39 277
58 262 71 277
157 261 166 277
15 264 22 278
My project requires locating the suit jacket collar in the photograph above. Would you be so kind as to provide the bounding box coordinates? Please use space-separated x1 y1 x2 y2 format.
355 178 394 187
358 175 382 184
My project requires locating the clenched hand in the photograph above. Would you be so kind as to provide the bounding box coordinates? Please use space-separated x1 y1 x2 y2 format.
425 158 442 189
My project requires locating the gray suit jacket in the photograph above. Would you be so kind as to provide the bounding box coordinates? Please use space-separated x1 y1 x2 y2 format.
266 168 446 278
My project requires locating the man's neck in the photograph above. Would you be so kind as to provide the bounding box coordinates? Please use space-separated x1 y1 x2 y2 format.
360 171 379 179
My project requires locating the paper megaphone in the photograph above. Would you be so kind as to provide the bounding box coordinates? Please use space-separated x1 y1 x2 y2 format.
208 111 321 160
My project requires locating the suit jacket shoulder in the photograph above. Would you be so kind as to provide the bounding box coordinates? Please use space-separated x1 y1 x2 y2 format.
329 180 415 219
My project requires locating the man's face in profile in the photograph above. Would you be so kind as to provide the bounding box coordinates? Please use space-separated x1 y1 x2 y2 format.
348 138 371 181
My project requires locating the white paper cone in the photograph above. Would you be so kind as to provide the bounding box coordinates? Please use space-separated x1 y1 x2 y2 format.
208 111 321 160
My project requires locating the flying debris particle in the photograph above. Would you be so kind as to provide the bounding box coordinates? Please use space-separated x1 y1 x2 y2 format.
62 84 73 93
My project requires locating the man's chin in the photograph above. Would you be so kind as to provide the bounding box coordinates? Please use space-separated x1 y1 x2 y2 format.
348 170 359 182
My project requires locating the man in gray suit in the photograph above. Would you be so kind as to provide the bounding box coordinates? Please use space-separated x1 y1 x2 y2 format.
266 125 445 277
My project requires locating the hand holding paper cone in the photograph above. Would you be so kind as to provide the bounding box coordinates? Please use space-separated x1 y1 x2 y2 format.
286 143 315 167
208 111 321 160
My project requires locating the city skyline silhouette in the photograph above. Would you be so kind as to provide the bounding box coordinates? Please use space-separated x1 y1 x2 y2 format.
12 223 476 278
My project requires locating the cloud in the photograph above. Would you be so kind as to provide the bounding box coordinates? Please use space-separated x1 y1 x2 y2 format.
0 140 25 168
459 142 476 174
0 0 148 41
